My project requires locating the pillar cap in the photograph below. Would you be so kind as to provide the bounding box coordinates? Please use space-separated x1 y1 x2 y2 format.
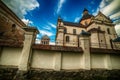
23 27 39 34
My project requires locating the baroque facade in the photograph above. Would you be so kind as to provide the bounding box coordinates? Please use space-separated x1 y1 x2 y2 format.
0 1 120 80
56 9 119 49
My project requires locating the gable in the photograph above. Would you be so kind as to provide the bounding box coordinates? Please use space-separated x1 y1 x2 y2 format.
94 12 112 23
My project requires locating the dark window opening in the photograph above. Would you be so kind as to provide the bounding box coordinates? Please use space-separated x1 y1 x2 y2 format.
12 24 16 32
66 36 69 42
110 39 113 49
64 28 67 33
107 28 110 34
98 26 101 30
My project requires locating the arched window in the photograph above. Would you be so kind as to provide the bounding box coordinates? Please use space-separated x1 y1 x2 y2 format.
66 36 69 42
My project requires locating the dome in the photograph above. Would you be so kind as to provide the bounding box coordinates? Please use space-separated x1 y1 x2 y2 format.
41 35 50 40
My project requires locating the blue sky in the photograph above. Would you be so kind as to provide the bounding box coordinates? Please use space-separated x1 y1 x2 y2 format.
2 0 120 44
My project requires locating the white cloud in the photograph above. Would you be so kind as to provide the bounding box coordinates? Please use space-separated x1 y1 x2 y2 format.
74 16 80 22
93 8 100 16
97 0 120 36
22 18 33 25
48 22 56 28
115 24 120 36
2 0 40 19
56 0 66 14
35 39 40 44
110 11 120 20
100 0 120 16
40 30 54 37
43 26 52 30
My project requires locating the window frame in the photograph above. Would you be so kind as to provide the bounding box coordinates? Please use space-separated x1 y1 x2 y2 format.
66 36 70 42
73 29 76 34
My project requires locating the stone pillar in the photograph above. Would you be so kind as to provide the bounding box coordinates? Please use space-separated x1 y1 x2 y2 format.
79 30 91 70
53 52 62 71
18 27 39 71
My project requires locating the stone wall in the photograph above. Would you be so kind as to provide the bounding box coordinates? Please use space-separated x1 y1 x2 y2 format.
0 67 18 80
0 68 120 80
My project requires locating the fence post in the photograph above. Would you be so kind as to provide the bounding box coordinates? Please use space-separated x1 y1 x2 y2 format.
79 30 91 70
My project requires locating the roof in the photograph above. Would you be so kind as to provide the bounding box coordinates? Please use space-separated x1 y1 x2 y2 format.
91 48 120 54
41 35 50 40
0 39 23 47
113 37 120 42
80 8 93 21
81 14 93 20
63 21 84 27
83 8 88 12
33 44 83 53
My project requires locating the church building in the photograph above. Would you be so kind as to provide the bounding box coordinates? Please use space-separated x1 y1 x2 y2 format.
56 8 118 49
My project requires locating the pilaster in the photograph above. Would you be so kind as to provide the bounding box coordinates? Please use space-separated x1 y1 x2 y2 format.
18 27 39 71
79 30 91 70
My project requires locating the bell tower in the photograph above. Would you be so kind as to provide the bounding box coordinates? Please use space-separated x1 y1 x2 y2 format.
55 16 64 46
80 8 92 26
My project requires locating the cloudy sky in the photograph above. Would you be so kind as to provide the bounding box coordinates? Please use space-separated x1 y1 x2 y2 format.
2 0 120 44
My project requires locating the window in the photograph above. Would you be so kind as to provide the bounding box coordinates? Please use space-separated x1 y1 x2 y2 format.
64 28 67 33
66 36 69 42
110 39 113 49
12 24 16 32
107 28 110 34
73 29 76 34
84 21 88 26
98 26 100 30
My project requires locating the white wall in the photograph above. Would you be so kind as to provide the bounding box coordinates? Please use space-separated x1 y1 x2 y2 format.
111 54 120 69
0 47 120 70
0 47 22 66
91 54 106 69
31 50 55 69
61 52 83 70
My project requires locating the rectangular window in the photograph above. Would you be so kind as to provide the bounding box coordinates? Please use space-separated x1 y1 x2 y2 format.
66 36 69 42
64 28 66 33
107 28 110 34
73 29 76 34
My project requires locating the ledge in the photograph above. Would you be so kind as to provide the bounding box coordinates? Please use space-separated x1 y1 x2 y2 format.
23 27 39 34
0 40 23 47
90 48 120 54
32 44 83 53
